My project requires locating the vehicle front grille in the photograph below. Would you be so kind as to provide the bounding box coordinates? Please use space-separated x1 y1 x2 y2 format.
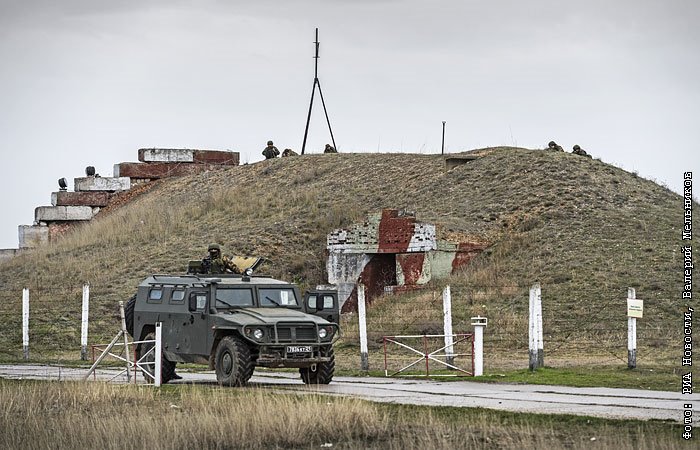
275 324 317 342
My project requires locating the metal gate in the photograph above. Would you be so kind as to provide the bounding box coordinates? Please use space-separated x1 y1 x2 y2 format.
382 333 474 377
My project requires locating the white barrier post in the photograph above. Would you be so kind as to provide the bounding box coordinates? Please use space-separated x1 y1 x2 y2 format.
627 287 637 369
155 322 162 387
528 284 538 370
358 284 369 371
443 286 455 366
535 284 544 368
471 316 487 376
118 301 131 382
22 288 29 360
80 284 90 360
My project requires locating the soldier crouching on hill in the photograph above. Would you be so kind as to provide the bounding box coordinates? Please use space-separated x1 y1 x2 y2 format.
572 144 592 158
262 140 280 159
282 148 298 157
202 244 242 274
547 141 564 152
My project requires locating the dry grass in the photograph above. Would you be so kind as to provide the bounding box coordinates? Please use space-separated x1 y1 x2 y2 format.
0 149 697 371
0 379 685 449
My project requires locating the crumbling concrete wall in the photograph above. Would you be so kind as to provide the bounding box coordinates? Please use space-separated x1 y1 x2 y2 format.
74 177 130 192
327 209 488 312
35 206 96 222
51 191 110 207
18 225 49 249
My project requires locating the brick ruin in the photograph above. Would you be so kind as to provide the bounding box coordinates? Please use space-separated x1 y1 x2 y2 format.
326 209 488 312
3 148 239 257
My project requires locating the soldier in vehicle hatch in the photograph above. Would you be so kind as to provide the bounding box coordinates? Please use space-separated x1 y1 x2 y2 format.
202 243 242 274
262 140 280 159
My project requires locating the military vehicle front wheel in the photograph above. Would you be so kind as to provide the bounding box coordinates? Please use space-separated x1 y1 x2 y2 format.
137 332 176 384
215 335 253 386
300 347 335 384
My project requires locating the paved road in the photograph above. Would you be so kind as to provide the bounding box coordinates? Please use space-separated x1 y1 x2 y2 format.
0 364 695 425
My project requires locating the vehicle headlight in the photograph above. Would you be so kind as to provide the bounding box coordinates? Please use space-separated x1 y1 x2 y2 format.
253 328 264 340
318 328 328 339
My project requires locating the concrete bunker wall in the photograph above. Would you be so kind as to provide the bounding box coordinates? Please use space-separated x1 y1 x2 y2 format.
327 209 488 312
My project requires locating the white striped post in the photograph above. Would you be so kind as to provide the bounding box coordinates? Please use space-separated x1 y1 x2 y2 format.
627 287 637 369
528 283 543 370
442 285 455 366
535 284 544 368
119 301 131 382
22 288 29 360
155 322 162 387
358 284 369 371
80 284 90 360
471 316 488 376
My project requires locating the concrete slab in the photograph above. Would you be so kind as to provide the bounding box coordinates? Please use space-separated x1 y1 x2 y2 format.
0 249 19 262
114 162 228 179
445 155 479 171
193 150 239 165
35 206 94 222
51 191 110 207
74 176 130 192
18 225 48 249
138 148 239 165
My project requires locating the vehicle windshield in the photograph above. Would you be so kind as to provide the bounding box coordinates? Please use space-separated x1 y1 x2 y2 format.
259 288 299 307
215 288 254 308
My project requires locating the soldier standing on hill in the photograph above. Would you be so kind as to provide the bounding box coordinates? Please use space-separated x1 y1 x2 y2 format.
202 244 242 274
572 144 592 158
547 141 564 152
282 148 298 157
262 141 280 159
323 143 337 153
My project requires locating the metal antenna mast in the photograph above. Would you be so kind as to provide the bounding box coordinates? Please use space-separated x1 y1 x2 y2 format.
301 28 337 155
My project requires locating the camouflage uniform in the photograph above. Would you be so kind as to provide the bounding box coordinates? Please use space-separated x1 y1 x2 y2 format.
572 144 592 158
203 244 242 274
282 148 298 157
323 144 337 153
547 141 564 152
262 141 280 159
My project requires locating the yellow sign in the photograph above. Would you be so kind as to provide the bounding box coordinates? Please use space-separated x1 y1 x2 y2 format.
627 299 643 318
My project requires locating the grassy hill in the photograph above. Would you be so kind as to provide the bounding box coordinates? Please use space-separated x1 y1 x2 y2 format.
0 148 696 372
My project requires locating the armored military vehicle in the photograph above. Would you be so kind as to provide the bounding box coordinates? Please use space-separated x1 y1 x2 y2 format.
124 270 339 386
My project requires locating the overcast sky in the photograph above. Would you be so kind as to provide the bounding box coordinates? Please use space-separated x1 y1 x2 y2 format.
0 0 697 249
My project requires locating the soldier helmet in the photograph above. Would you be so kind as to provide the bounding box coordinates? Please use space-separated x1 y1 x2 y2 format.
208 243 221 252
548 141 557 148
267 140 273 146
573 145 581 150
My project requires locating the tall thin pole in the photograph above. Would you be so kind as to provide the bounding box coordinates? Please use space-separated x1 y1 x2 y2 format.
441 121 446 155
301 28 337 155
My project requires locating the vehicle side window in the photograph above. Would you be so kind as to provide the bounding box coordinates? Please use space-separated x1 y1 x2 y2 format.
195 293 207 310
171 289 185 304
216 289 253 308
322 295 334 309
307 295 318 309
148 288 163 303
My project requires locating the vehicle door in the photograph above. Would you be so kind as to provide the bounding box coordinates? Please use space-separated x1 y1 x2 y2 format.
304 290 339 324
183 289 211 356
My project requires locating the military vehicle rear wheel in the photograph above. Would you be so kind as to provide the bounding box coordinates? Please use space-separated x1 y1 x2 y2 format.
124 295 136 337
300 347 334 384
215 335 253 386
137 332 176 384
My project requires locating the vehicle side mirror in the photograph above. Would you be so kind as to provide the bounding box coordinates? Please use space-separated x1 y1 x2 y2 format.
188 296 197 312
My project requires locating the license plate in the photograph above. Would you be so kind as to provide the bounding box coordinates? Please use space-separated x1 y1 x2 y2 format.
287 345 312 353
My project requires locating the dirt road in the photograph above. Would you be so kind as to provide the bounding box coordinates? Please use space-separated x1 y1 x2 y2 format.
0 364 694 425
